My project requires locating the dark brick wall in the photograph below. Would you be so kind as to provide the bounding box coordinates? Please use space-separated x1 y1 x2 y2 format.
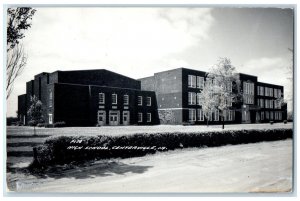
54 83 90 126
57 70 141 90
17 94 26 123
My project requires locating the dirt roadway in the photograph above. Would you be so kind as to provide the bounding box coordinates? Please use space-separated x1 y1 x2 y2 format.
13 139 293 193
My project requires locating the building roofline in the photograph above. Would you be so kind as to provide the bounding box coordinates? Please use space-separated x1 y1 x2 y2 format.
52 69 138 81
51 82 154 93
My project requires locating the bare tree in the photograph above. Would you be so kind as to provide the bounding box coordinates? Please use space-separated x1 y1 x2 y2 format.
207 57 241 129
6 44 27 99
6 7 36 99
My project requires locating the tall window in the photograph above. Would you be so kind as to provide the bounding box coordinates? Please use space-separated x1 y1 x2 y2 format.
260 86 264 96
189 109 196 122
274 89 278 98
197 93 201 105
270 111 274 120
49 90 53 107
261 112 264 120
147 113 151 122
138 96 143 106
243 82 254 104
147 97 151 106
270 88 273 97
123 95 129 105
265 111 270 120
138 113 143 122
197 109 204 121
228 110 234 121
265 99 269 108
265 87 269 96
278 89 282 97
99 93 105 104
260 99 264 108
188 75 196 88
197 76 204 89
270 100 273 108
188 92 196 105
112 93 117 104
214 110 219 121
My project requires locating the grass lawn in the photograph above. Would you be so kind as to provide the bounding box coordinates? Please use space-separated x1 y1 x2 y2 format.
7 122 293 137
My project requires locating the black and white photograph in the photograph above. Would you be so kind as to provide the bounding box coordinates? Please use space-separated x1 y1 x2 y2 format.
4 4 295 195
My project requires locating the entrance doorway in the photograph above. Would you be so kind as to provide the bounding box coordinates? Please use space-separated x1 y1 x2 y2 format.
97 110 106 126
123 111 130 125
109 110 120 126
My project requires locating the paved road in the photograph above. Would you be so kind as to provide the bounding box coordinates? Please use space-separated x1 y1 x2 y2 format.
12 139 293 193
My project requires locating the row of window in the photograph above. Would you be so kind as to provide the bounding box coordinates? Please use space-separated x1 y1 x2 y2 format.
188 92 233 106
256 111 283 121
138 112 152 123
257 99 281 109
188 75 204 89
257 86 282 97
188 109 235 122
98 93 151 106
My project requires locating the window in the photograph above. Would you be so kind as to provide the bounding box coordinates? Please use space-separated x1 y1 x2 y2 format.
112 93 117 104
214 110 219 121
256 112 260 121
274 89 278 98
188 75 196 88
228 110 234 121
123 95 129 105
147 97 151 106
138 96 143 106
197 109 204 121
260 99 264 108
138 113 143 122
188 92 196 105
257 86 260 95
49 90 53 107
270 100 273 108
189 109 196 122
278 89 282 97
260 86 264 96
99 93 105 104
197 76 204 89
265 87 270 96
265 111 270 120
265 99 269 108
197 93 201 105
261 112 264 120
147 113 151 122
270 88 273 97
279 112 282 120
243 82 254 95
270 111 274 120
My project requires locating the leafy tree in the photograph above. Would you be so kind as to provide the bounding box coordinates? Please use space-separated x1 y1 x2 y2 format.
27 95 43 135
207 57 241 129
6 7 36 99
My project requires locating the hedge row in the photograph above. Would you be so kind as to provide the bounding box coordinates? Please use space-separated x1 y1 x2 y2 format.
32 128 292 167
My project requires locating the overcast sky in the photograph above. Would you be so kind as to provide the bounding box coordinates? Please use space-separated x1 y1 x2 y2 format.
7 7 294 117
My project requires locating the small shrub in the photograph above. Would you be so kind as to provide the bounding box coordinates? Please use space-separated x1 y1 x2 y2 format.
283 120 287 124
37 123 45 127
270 121 274 125
28 120 37 126
95 123 101 127
53 121 66 127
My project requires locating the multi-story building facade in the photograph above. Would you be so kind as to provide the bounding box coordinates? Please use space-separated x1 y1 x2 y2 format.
18 67 287 126
139 68 287 125
17 69 159 126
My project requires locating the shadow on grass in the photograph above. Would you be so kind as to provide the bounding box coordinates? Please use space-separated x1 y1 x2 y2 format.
27 160 153 180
